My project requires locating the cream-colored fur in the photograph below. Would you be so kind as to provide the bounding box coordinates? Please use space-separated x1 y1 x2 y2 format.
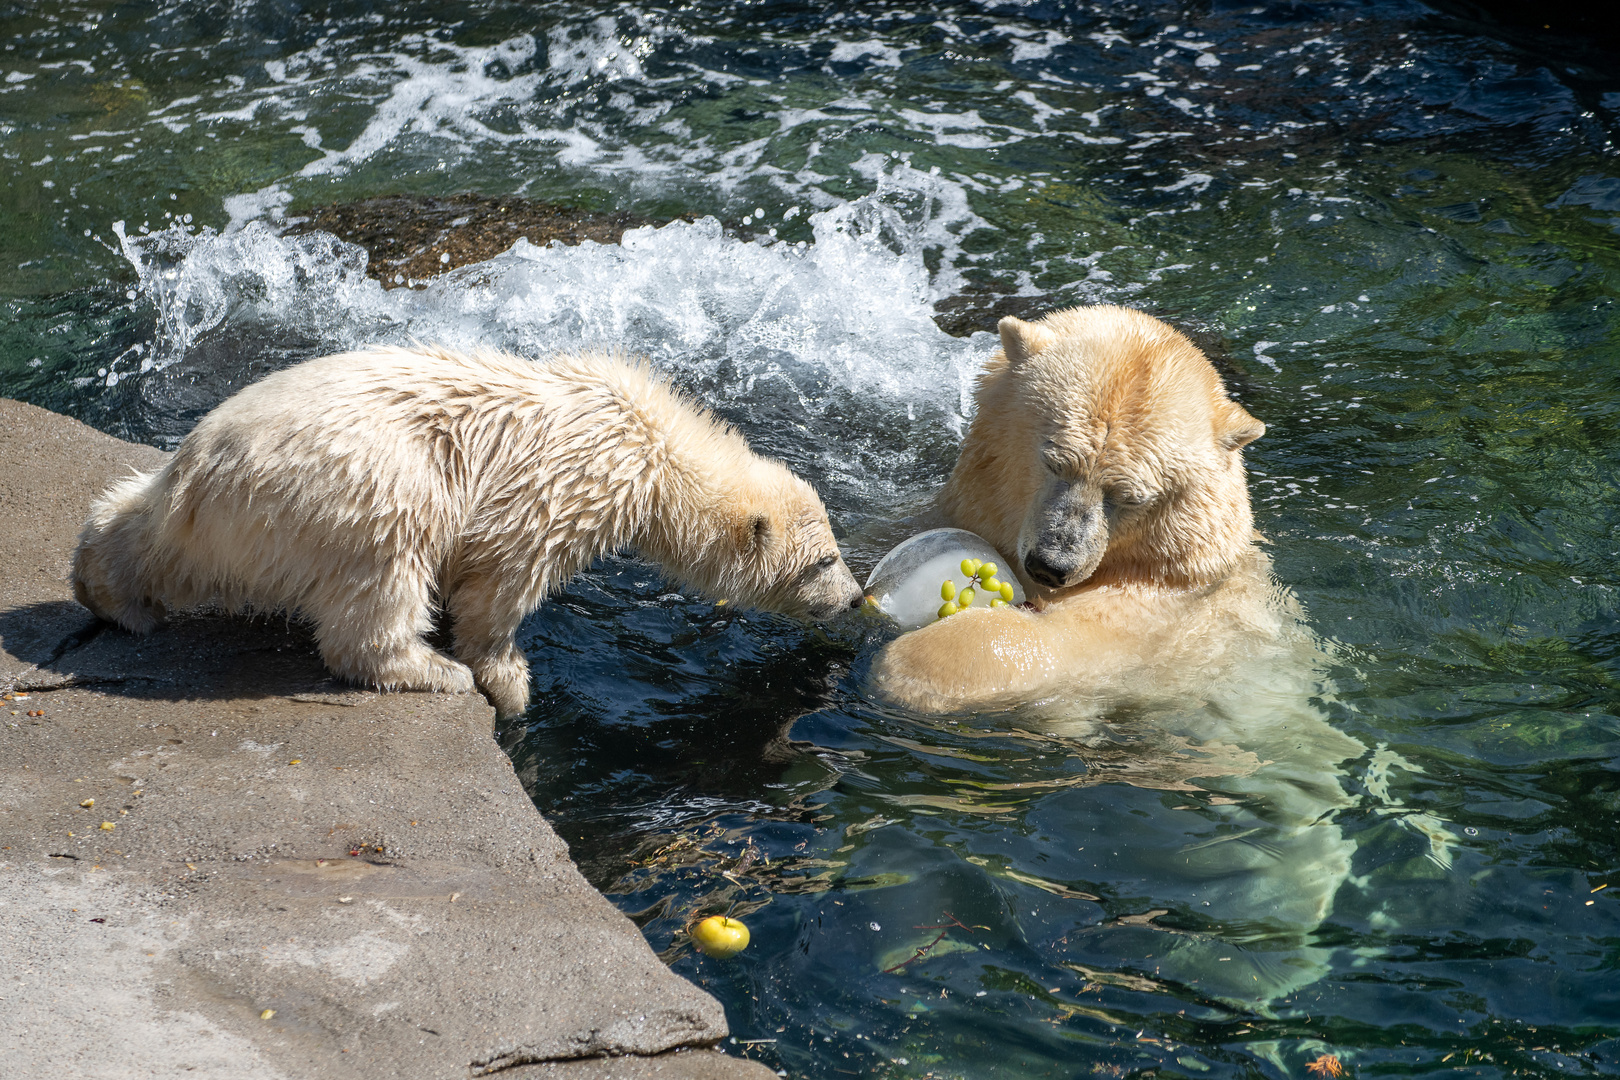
871 305 1274 712
868 306 1383 1004
72 346 862 716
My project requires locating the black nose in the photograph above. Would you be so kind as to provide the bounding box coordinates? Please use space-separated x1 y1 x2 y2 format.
848 591 865 610
1024 551 1069 588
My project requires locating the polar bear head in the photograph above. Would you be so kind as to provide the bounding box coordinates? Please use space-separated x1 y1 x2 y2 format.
940 305 1265 598
646 451 864 622
722 460 865 621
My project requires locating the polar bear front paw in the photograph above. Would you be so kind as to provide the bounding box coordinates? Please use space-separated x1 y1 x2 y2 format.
466 652 531 718
417 650 479 695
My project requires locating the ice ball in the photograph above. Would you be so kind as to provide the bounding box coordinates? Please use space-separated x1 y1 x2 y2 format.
864 528 1025 631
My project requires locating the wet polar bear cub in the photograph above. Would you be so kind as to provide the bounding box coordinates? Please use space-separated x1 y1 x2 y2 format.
73 346 864 716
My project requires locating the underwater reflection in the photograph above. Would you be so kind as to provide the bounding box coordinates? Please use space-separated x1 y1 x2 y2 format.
941 670 1369 1008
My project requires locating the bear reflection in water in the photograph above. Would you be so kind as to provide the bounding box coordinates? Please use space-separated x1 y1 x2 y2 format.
1002 644 1368 1006
869 306 1447 1005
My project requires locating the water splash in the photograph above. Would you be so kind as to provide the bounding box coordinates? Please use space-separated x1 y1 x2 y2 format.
110 171 997 515
110 219 376 382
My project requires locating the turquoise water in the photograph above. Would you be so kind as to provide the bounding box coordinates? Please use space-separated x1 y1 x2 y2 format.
5 2 1620 1077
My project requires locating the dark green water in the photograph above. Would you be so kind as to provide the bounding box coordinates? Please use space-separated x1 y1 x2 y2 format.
5 2 1620 1077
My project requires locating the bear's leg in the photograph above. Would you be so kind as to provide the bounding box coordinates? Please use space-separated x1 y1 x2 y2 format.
73 533 168 633
446 574 532 718
311 564 476 697
72 469 170 633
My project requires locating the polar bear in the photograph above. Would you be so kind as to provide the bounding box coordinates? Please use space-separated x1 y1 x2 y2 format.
868 306 1390 1004
72 345 863 716
871 305 1283 712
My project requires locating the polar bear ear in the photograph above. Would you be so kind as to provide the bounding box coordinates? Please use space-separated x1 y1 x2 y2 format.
1217 401 1266 449
740 512 773 554
998 316 1057 366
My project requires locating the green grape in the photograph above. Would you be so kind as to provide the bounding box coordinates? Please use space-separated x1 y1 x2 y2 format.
937 602 959 619
958 587 975 606
980 562 998 580
960 558 981 578
940 579 957 601
982 576 1001 593
999 582 1015 602
990 598 1007 608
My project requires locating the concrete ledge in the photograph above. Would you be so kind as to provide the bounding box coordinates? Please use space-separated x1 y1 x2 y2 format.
0 398 773 1079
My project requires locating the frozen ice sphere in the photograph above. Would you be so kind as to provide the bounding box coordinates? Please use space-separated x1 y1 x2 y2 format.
864 528 1025 631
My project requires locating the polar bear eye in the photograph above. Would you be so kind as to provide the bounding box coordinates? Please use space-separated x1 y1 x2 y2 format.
816 554 838 570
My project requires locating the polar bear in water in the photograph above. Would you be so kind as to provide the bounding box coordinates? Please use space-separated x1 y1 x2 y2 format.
870 307 1445 1003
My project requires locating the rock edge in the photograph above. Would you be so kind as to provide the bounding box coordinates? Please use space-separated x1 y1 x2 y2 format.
0 396 774 1079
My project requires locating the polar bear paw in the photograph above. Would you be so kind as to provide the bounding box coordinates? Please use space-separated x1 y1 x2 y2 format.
341 643 477 697
464 651 532 718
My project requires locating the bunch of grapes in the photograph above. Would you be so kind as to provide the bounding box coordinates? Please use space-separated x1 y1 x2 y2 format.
938 559 1017 619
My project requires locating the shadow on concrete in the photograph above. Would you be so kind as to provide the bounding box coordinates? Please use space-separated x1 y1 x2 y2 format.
0 599 103 668
0 600 366 703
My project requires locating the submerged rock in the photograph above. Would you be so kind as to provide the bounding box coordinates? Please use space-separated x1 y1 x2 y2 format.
286 191 1063 343
287 192 692 288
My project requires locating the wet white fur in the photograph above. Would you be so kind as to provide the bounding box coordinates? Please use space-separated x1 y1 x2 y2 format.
872 307 1450 1004
72 346 860 715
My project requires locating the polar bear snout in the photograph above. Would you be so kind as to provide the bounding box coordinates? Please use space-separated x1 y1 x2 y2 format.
1020 479 1108 589
831 558 866 615
830 576 867 617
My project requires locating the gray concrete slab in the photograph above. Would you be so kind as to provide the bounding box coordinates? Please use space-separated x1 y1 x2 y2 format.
0 398 774 1079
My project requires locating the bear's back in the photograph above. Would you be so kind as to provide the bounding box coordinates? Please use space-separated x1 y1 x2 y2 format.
162 346 757 560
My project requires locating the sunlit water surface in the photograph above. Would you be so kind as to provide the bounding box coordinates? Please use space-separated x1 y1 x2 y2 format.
4 2 1620 1077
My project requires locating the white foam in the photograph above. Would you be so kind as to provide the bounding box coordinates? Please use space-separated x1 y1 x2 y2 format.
127 11 1011 298
112 179 997 510
1003 29 1069 64
828 40 904 68
1155 172 1215 194
894 108 1028 150
296 35 548 178
545 17 649 85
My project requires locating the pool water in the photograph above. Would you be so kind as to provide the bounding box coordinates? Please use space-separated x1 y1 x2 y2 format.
4 2 1620 1077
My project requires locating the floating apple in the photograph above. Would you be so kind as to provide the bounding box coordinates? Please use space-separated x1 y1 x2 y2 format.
692 915 750 958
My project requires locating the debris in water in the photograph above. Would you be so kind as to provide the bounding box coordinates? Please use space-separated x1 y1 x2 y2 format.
1306 1054 1344 1078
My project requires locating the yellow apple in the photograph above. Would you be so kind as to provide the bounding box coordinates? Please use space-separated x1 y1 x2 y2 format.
692 915 750 958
